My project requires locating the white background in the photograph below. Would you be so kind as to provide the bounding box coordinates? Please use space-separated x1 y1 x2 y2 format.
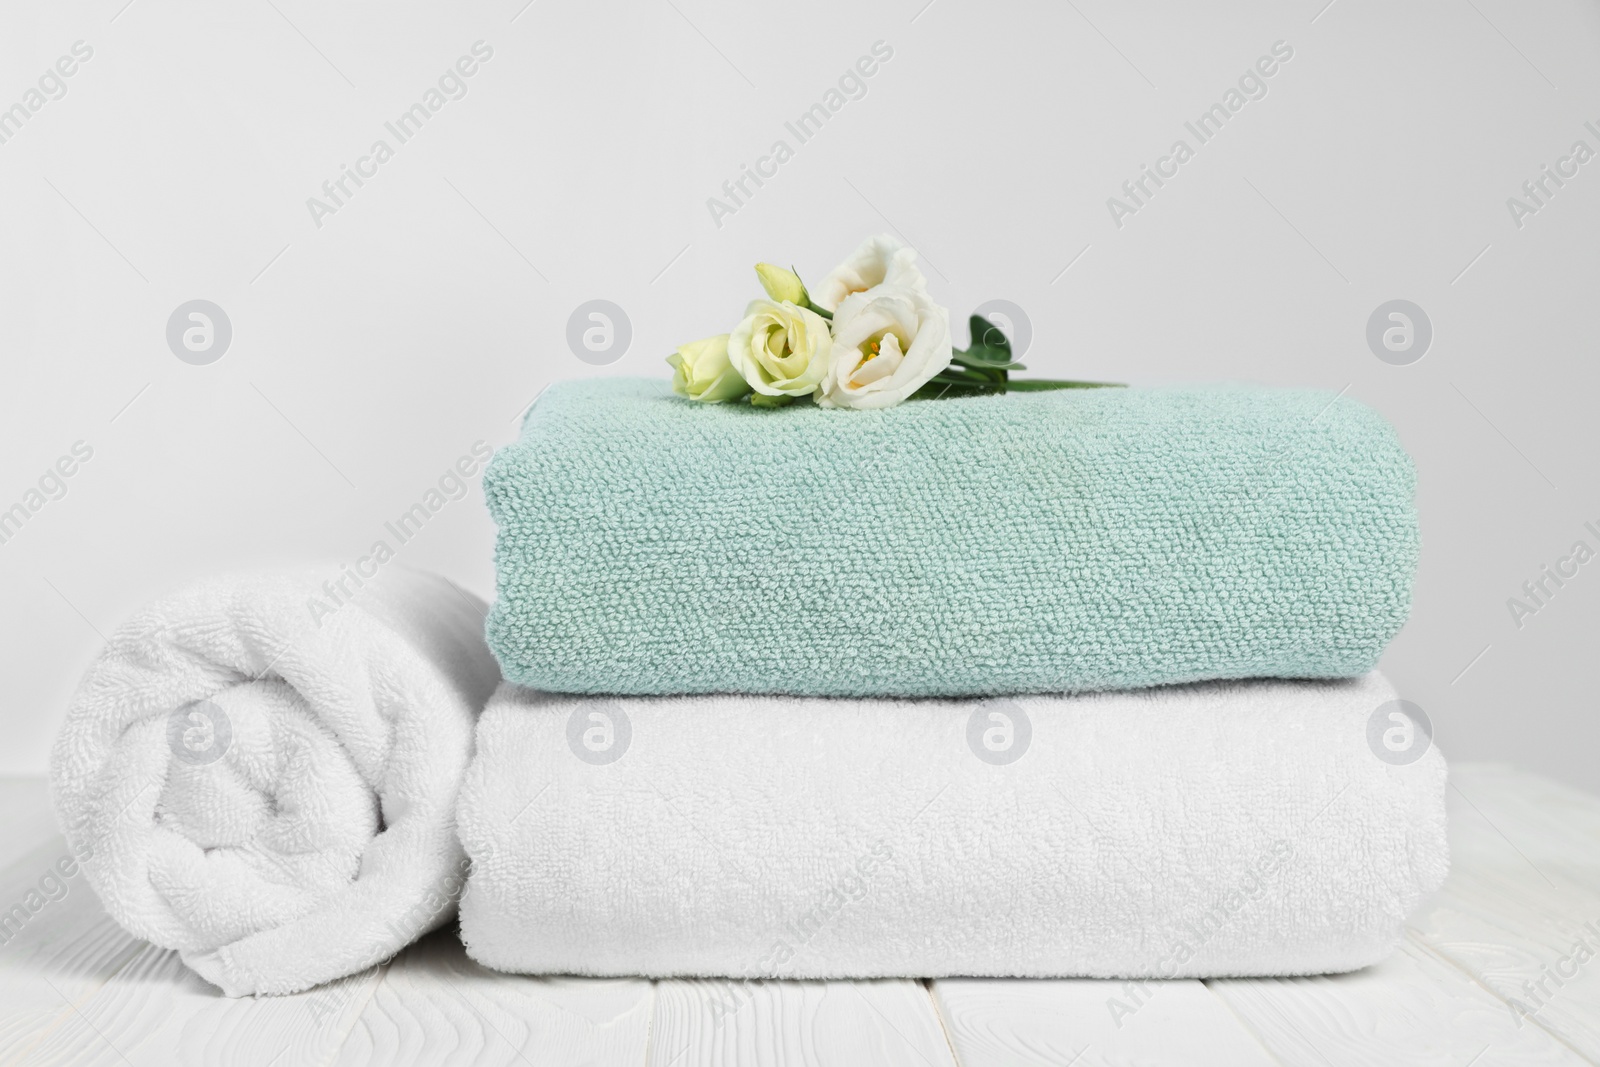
2 0 1596 787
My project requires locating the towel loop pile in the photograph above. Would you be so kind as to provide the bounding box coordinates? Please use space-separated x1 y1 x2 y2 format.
456 379 1448 980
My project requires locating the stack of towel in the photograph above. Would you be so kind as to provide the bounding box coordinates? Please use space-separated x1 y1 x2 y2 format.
458 378 1447 979
47 375 1447 995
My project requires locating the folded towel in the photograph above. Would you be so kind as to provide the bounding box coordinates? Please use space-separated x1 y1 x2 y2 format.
49 568 500 996
457 673 1446 979
484 379 1419 697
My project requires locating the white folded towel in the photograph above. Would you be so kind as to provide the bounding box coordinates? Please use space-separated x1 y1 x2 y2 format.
458 673 1447 979
49 568 499 996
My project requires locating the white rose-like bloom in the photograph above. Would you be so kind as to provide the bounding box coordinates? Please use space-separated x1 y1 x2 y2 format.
727 299 832 398
815 285 953 410
812 234 928 313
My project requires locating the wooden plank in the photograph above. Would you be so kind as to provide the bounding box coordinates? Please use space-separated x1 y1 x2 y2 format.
1413 868 1600 1062
337 930 655 1067
931 976 1279 1066
4 941 375 1067
645 978 956 1067
0 826 366 1067
1396 764 1600 1061
0 870 650 1067
0 830 156 1067
1208 936 1591 1066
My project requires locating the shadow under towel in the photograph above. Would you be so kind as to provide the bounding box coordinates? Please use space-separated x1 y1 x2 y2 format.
49 567 500 997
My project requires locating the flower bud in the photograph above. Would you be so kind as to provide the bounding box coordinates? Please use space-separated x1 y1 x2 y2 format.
754 263 808 306
666 333 751 403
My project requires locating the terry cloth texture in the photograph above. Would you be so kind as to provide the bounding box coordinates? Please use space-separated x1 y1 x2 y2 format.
456 673 1447 979
483 378 1420 697
49 568 500 996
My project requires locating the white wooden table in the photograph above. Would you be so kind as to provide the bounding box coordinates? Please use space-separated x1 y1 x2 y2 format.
2 763 1596 1066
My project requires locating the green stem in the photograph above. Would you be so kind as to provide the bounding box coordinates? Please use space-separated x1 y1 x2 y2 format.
914 378 1125 400
1002 379 1125 391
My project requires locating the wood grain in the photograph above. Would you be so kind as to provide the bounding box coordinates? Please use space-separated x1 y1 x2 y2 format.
1208 937 1592 1066
646 979 957 1067
933 976 1279 1066
338 929 654 1067
0 829 367 1067
1401 764 1600 1061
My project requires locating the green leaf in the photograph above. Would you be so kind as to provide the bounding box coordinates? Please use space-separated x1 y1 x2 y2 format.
935 314 1020 391
962 315 1012 361
950 355 1026 373
912 311 1126 401
968 314 1011 352
939 364 1006 385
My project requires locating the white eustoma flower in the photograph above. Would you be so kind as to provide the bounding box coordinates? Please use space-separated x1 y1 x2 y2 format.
727 299 832 397
815 284 952 410
812 234 928 313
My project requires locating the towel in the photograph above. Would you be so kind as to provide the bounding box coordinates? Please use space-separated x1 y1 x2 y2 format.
457 673 1447 979
484 378 1419 697
49 567 500 996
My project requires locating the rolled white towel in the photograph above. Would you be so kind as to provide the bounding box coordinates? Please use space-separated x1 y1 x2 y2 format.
50 568 499 996
458 673 1448 979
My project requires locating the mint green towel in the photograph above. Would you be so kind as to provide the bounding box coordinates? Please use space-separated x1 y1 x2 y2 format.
484 379 1418 696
